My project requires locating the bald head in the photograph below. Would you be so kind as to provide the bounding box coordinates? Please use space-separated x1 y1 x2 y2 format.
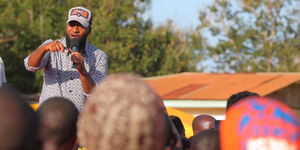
78 73 166 150
0 87 39 150
192 114 216 135
38 97 78 150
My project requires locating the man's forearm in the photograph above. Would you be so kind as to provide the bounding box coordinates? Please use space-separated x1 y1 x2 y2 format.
28 46 48 67
28 40 65 67
79 71 95 94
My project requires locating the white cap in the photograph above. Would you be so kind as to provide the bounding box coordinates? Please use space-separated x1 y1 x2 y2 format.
66 6 92 28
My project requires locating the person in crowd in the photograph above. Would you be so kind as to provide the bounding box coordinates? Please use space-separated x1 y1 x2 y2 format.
0 87 39 150
170 115 190 150
226 90 259 111
38 97 79 150
24 6 108 111
77 73 167 150
0 57 7 87
192 114 216 135
164 114 179 150
190 130 220 150
221 96 300 150
170 116 185 137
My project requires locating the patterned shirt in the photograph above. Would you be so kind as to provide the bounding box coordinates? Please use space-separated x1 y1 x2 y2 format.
24 37 108 111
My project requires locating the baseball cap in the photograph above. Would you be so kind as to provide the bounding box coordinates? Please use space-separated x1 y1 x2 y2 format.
67 6 92 28
220 96 300 150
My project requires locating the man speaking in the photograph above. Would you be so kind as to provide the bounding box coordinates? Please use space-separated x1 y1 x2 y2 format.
24 6 108 111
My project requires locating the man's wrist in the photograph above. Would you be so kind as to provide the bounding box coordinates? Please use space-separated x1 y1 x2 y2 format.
79 70 88 76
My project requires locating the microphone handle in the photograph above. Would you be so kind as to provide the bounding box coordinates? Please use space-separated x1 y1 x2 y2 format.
72 47 78 68
72 63 77 68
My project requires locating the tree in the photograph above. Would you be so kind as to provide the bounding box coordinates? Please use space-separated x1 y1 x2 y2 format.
196 0 300 72
0 0 199 93
88 0 197 76
0 0 67 93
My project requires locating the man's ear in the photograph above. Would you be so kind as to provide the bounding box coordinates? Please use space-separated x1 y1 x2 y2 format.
87 26 92 35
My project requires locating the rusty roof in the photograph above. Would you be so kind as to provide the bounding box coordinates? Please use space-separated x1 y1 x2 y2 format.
145 72 300 100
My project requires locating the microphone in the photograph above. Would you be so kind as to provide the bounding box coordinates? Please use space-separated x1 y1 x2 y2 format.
70 38 80 68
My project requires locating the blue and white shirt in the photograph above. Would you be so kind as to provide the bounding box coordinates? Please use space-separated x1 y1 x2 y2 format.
24 37 108 111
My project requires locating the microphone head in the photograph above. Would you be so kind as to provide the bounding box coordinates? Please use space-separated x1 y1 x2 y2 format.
70 38 80 51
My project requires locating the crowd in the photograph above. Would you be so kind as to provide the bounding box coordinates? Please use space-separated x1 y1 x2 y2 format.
1 73 300 150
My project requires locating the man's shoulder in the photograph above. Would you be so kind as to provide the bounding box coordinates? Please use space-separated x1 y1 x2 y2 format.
86 43 107 56
41 38 65 46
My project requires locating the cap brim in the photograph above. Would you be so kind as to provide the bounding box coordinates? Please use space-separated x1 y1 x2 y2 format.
67 17 89 28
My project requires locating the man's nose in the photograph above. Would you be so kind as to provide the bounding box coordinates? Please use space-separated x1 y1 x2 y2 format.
72 26 79 32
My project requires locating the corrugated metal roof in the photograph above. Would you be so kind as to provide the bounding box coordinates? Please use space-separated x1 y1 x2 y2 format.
145 72 300 100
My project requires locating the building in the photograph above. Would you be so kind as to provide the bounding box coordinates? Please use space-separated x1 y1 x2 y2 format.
145 72 300 120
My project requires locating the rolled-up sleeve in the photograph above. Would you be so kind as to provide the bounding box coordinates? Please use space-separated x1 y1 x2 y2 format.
24 52 50 72
24 39 53 72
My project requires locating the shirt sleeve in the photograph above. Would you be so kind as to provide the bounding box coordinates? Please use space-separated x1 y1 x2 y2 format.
83 52 108 97
90 50 108 85
24 39 53 72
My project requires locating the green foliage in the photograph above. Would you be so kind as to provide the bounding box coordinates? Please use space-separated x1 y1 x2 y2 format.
196 0 300 72
0 0 198 93
0 0 66 93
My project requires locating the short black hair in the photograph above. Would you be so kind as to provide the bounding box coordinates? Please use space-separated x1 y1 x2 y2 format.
38 97 78 146
169 115 185 136
226 91 259 111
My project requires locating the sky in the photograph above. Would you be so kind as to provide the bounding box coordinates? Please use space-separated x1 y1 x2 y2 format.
144 0 215 72
145 0 213 30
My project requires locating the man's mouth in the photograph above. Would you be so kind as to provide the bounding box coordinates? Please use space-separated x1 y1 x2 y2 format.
71 35 80 38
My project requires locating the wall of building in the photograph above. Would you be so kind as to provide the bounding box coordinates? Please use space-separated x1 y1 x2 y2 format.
173 107 226 120
267 82 300 116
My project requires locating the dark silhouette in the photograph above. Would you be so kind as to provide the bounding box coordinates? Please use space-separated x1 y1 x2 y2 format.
38 97 78 150
190 130 220 150
170 115 190 150
0 87 39 150
226 90 259 111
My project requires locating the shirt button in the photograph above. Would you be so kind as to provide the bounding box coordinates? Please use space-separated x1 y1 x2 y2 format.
69 90 72 93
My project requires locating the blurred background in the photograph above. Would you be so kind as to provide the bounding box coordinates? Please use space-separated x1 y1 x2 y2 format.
2 0 300 137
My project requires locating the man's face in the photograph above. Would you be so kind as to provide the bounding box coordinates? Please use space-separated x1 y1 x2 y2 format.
65 21 90 47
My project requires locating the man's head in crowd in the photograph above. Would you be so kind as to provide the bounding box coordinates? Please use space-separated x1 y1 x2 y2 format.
170 115 185 137
221 96 300 150
192 114 216 135
38 97 78 150
226 90 259 111
190 130 220 150
0 87 39 150
78 73 166 150
164 114 179 150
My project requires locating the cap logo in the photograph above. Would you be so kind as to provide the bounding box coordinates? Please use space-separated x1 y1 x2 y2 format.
70 8 89 19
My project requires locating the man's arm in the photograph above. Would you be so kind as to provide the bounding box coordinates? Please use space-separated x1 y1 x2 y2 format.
28 40 65 67
71 52 95 94
78 68 95 94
